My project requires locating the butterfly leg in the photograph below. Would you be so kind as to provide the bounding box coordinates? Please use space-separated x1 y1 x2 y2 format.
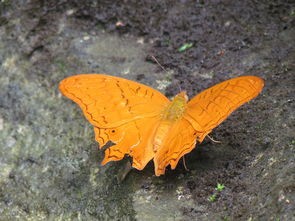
207 134 221 143
182 156 189 171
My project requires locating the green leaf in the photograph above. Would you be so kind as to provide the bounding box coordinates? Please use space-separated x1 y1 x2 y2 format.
178 43 193 52
208 194 216 202
215 183 225 192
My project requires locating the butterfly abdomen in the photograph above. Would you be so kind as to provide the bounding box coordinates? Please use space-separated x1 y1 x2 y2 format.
153 121 171 152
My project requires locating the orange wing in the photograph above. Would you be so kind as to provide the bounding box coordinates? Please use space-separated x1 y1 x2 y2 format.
59 74 169 128
152 76 264 176
184 76 264 140
59 74 170 169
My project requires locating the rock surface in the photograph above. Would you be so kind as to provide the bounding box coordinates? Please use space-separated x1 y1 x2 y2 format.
0 1 294 220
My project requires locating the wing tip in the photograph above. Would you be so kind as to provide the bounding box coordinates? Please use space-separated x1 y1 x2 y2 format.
239 75 265 93
58 78 67 95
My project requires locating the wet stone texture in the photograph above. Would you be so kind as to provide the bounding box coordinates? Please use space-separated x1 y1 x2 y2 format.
0 1 294 220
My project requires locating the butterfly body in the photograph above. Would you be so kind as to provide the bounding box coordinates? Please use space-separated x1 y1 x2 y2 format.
161 91 188 121
59 74 264 176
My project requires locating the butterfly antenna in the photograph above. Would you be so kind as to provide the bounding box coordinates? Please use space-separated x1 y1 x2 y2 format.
151 55 169 73
207 135 221 143
151 55 183 92
176 81 182 93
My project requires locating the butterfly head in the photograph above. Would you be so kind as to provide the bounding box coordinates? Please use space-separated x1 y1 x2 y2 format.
174 91 188 102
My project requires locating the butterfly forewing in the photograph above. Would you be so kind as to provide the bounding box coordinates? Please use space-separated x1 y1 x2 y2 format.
59 74 170 128
184 76 264 135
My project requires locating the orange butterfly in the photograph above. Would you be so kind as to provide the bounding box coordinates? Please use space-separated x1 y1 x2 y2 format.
59 74 264 176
